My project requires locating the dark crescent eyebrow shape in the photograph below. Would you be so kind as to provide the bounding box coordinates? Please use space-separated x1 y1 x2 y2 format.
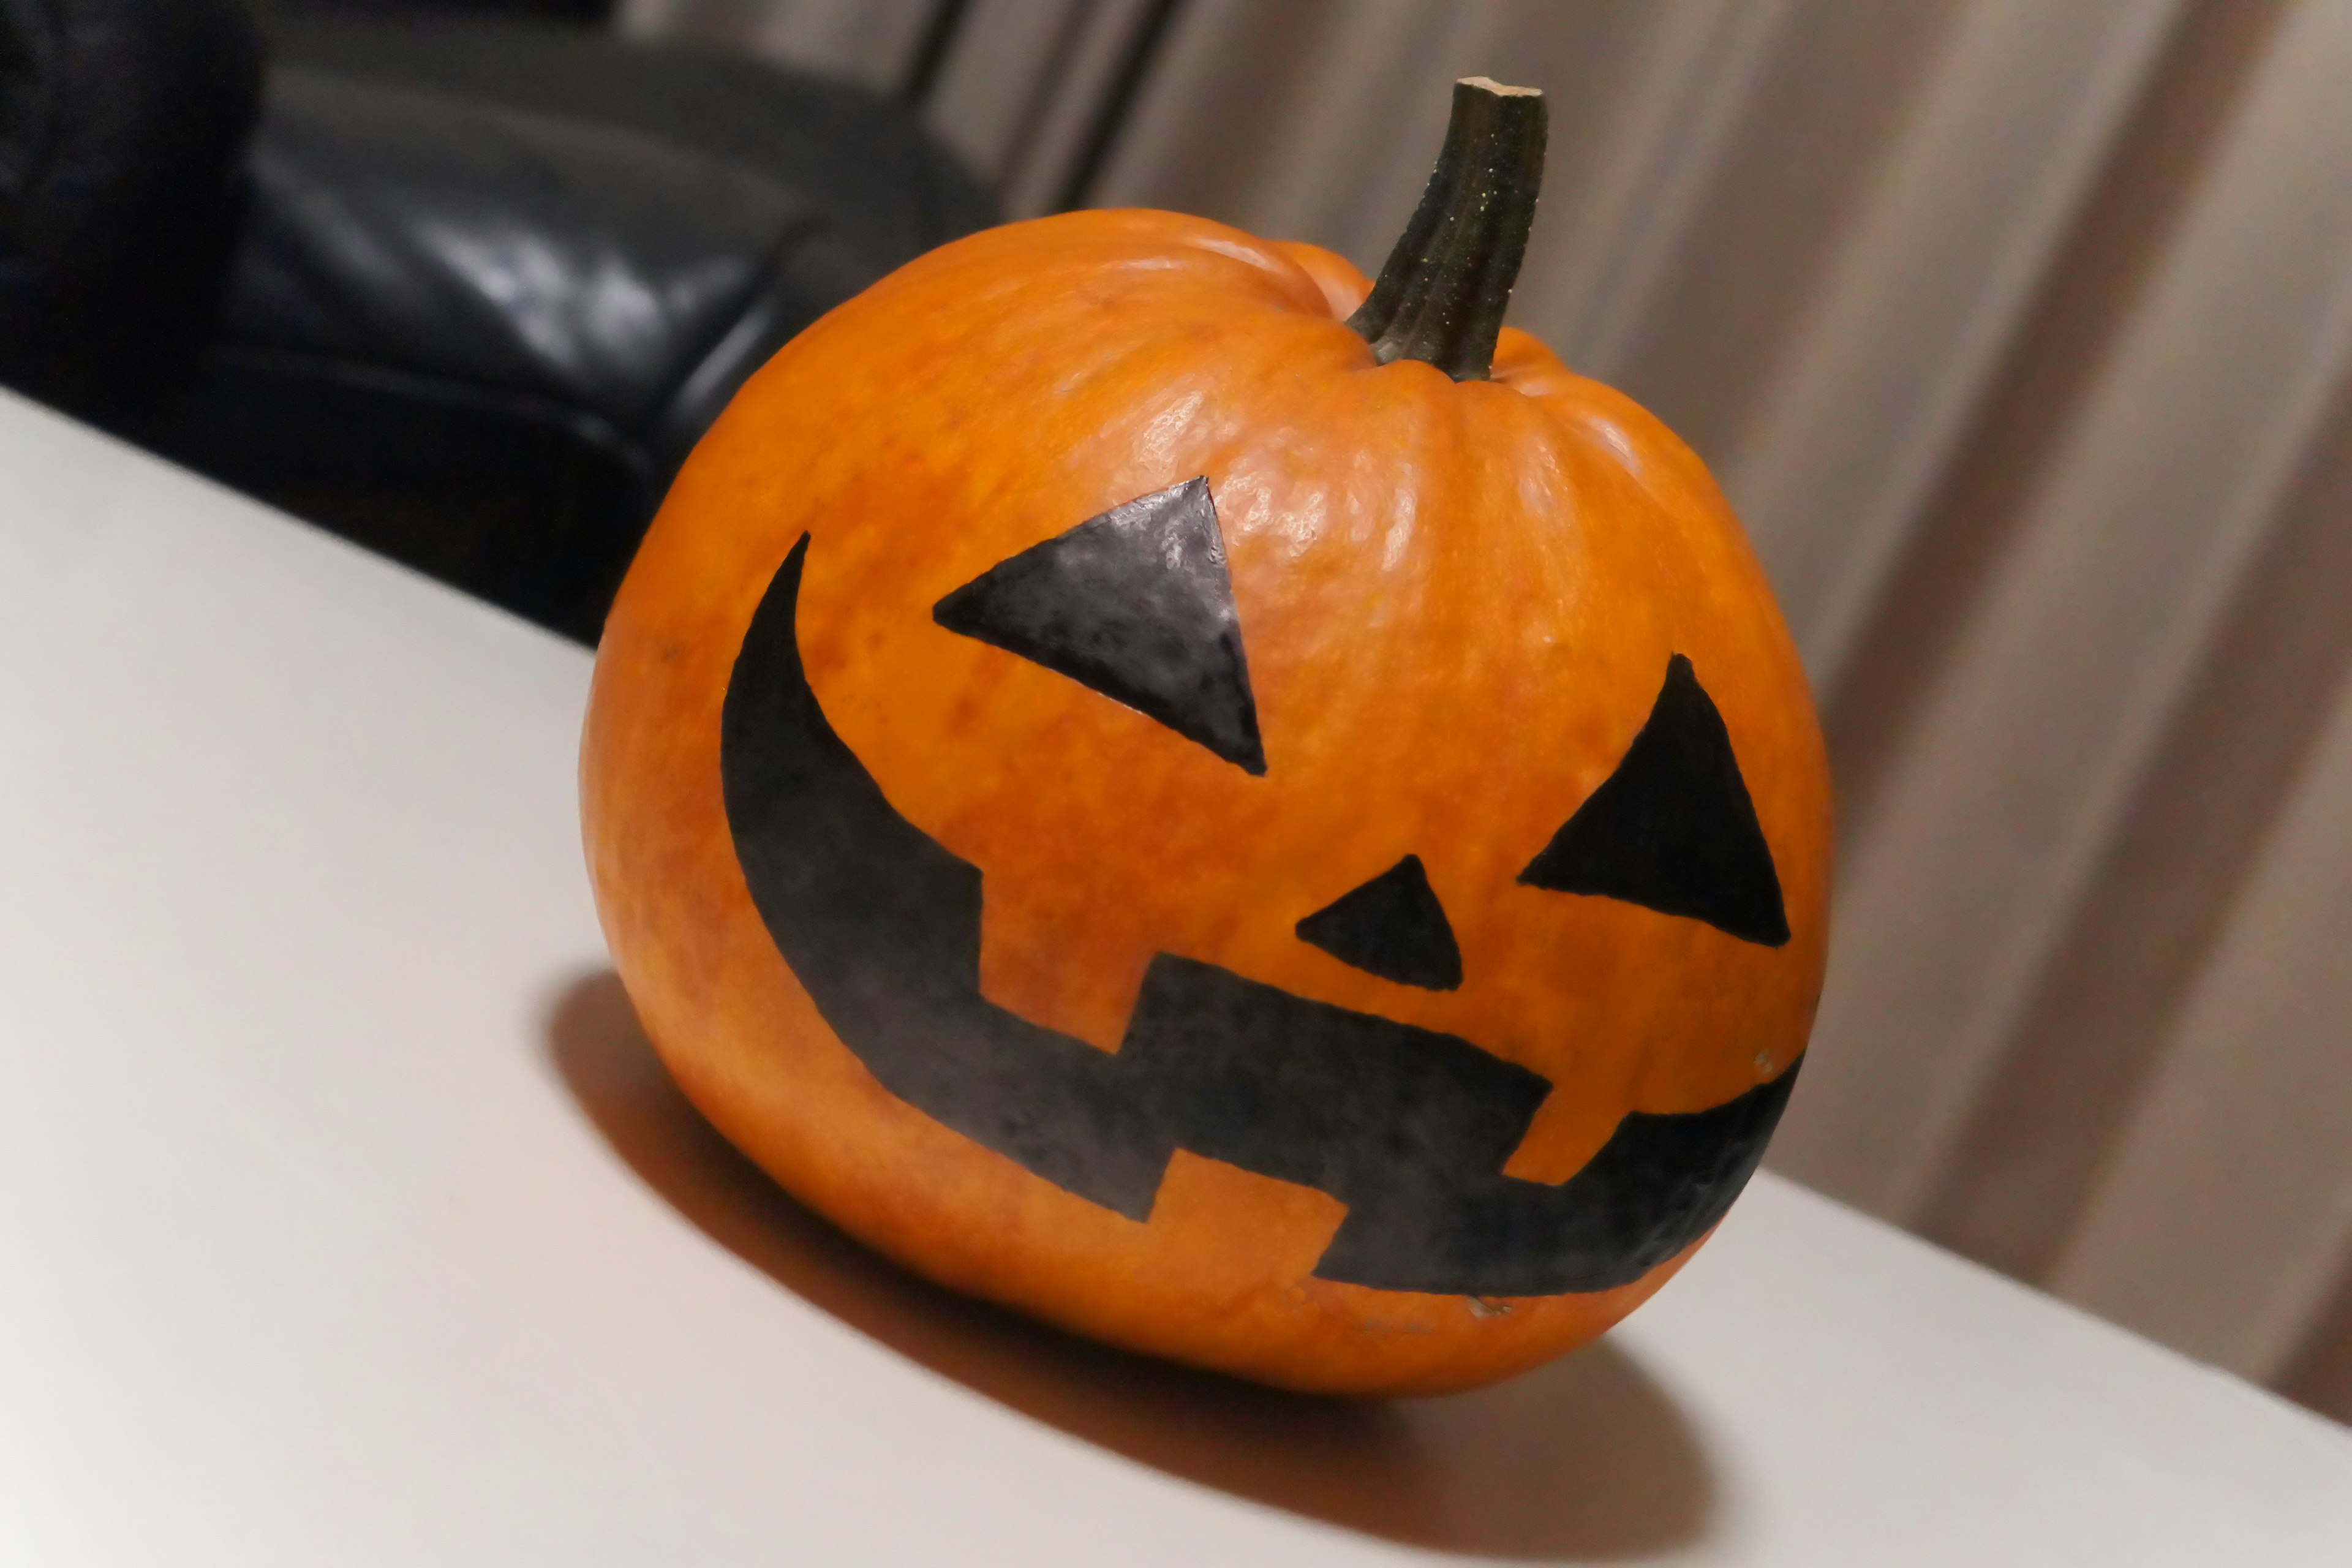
932 477 1267 775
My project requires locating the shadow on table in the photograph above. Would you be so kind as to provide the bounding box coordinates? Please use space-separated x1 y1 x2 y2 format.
546 969 1720 1563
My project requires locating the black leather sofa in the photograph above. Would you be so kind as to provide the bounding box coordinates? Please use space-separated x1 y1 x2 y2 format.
0 0 994 640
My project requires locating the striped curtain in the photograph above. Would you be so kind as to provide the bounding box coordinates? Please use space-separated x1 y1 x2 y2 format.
620 0 2352 1425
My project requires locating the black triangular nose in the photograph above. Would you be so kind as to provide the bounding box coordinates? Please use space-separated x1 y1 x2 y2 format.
1295 854 1463 990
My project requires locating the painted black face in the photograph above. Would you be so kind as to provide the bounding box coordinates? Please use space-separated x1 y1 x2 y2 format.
720 483 1799 1297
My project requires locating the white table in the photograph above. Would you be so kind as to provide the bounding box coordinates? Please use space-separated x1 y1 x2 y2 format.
2 388 2346 1566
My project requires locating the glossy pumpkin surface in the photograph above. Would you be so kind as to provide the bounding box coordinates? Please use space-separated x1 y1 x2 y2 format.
583 109 1830 1395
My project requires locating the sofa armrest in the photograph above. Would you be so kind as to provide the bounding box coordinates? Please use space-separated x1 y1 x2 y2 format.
227 66 872 475
0 0 262 421
149 66 877 639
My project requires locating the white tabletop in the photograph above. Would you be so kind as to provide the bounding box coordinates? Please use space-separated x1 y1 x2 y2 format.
2 388 2347 1566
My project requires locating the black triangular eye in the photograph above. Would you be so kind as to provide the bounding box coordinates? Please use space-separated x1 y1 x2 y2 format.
1296 854 1464 990
1518 655 1789 946
933 477 1266 774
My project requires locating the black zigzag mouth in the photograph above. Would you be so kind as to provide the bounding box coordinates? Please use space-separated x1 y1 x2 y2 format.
719 532 1795 1297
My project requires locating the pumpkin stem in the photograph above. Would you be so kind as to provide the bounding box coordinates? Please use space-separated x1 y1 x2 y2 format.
1348 77 1547 382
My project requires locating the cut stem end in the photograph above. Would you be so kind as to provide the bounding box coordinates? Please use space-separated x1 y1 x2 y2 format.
1347 77 1548 382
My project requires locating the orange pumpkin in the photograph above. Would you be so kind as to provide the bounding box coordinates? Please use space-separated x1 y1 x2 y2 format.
581 79 1830 1395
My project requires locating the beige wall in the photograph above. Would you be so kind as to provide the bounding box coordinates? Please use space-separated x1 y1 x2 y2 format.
624 0 2352 1425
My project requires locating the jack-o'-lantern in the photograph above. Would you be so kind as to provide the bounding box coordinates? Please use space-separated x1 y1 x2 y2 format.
581 78 1831 1395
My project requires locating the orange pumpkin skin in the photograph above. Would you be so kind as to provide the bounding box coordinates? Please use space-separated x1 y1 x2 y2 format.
581 206 1831 1396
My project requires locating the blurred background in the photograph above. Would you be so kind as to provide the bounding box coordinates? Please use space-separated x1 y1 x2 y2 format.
6 0 2349 1423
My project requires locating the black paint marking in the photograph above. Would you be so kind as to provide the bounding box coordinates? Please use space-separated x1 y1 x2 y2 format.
1519 655 1790 947
725 539 1798 1295
1124 956 1550 1233
933 477 1267 774
1295 854 1463 991
1315 1061 1797 1294
726 535 1172 1215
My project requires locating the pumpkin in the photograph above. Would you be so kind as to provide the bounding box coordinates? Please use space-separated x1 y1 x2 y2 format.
581 78 1831 1396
